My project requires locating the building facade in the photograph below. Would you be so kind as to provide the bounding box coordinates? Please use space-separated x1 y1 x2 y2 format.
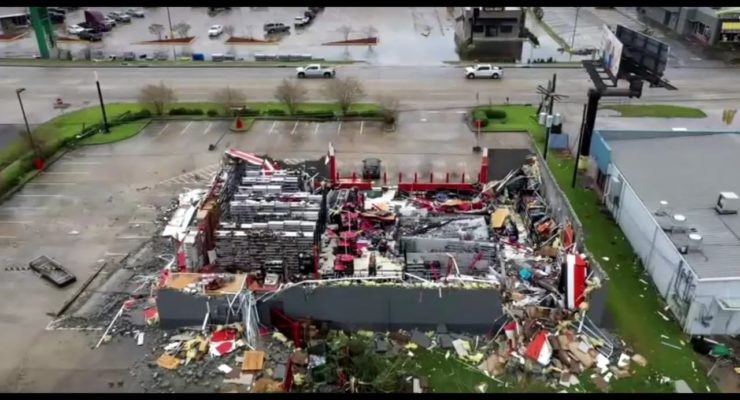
453 7 527 62
636 7 740 45
589 129 740 336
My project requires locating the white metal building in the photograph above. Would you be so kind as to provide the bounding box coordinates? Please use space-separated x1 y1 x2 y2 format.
590 129 740 336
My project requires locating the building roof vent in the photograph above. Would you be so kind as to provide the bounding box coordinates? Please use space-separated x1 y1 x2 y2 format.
715 191 739 215
671 214 688 233
655 200 671 216
678 233 703 255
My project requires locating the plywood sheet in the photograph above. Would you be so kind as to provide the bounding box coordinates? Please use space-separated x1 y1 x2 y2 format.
241 351 265 372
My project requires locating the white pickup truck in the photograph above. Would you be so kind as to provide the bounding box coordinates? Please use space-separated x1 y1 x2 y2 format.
296 64 335 78
465 64 504 80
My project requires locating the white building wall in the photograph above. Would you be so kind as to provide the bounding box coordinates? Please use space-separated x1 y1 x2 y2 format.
605 164 696 327
687 281 740 336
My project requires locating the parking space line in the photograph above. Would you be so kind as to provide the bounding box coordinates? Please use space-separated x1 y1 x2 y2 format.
291 121 299 135
15 194 67 198
180 121 193 135
2 206 45 210
0 235 17 239
314 123 320 136
129 220 154 224
61 161 102 165
105 252 129 257
360 121 365 135
156 123 170 136
45 172 90 175
337 121 342 135
25 182 77 186
268 121 277 135
204 122 213 135
117 235 151 240
0 221 31 224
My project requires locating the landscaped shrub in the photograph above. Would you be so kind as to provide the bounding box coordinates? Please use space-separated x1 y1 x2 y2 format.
168 108 204 116
472 109 489 127
235 109 260 117
134 109 153 119
264 109 287 116
207 109 220 117
485 109 507 120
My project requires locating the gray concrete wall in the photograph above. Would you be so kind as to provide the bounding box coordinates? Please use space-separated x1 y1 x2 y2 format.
263 285 504 333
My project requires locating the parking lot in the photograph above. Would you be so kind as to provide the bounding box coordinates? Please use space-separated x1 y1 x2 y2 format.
0 7 458 65
0 111 530 390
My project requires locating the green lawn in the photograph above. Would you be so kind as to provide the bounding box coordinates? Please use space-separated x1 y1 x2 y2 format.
78 120 151 145
601 105 707 118
460 104 716 393
471 105 542 133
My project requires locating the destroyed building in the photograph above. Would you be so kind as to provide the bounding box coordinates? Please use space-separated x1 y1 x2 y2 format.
590 129 740 335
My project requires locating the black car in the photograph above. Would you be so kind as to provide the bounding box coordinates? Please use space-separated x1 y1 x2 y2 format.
122 51 136 61
264 23 290 34
362 158 382 180
79 30 103 41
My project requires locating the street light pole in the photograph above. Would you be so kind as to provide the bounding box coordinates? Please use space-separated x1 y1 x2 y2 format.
16 88 41 163
94 71 110 133
570 7 580 51
166 7 176 60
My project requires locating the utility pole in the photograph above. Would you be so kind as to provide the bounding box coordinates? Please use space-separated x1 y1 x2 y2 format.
94 71 110 133
166 7 176 60
16 88 42 163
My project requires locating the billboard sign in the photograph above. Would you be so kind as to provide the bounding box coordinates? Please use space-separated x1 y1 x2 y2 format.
615 24 670 77
600 24 623 77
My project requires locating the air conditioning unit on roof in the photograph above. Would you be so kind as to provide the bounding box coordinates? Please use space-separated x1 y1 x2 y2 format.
715 191 739 215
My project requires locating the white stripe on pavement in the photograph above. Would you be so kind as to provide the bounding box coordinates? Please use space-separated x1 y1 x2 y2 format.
181 121 193 135
337 121 342 135
268 121 277 135
25 182 77 186
204 122 213 135
15 194 67 198
156 123 170 136
0 235 17 239
291 121 299 135
314 123 320 135
0 221 31 224
360 120 364 135
61 161 101 165
44 172 90 175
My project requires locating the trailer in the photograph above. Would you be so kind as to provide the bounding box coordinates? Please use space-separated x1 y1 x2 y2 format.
29 255 77 287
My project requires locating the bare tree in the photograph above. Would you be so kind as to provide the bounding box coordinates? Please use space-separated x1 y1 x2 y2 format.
139 82 177 115
323 77 365 115
173 22 191 38
361 25 378 38
223 25 235 38
337 25 352 41
274 79 307 115
377 95 400 126
212 86 246 115
148 23 165 40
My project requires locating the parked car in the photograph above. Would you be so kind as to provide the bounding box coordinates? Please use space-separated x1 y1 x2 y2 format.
66 24 86 35
103 17 117 28
108 11 132 23
296 64 335 78
304 9 316 19
122 51 136 61
294 15 311 28
78 30 103 42
464 64 503 79
208 24 224 37
264 23 290 34
362 158 382 180
125 8 145 18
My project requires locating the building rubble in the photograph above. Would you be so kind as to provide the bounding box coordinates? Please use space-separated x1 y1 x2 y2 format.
80 149 651 392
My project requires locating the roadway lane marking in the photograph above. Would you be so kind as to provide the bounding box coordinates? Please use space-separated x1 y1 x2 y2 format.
314 123 320 136
268 121 277 135
360 121 364 135
204 122 213 135
181 121 193 135
337 121 342 135
291 121 299 135
156 123 170 136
